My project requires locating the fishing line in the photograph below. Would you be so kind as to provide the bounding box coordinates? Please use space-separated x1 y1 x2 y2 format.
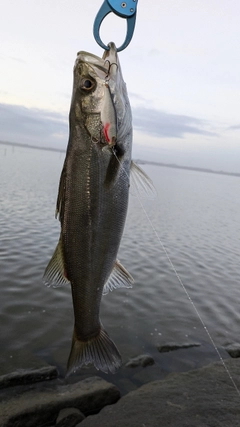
112 148 240 397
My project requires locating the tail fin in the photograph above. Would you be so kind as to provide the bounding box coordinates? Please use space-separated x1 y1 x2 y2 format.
66 326 122 376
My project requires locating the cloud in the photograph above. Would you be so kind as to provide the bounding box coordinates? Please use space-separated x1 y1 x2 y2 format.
0 103 217 150
0 103 68 147
128 92 146 102
1 53 26 64
227 124 240 131
132 107 217 138
8 56 26 64
147 48 161 57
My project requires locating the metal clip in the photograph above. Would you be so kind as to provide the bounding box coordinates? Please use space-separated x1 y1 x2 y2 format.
93 0 138 52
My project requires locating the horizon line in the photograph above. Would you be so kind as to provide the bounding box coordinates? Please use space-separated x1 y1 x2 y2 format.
1 139 239 179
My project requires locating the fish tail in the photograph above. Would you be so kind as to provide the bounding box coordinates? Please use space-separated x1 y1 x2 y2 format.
66 326 122 376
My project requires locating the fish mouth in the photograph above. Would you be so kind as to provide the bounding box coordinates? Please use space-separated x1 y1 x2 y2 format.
102 43 119 81
77 43 118 80
102 42 118 63
76 43 120 149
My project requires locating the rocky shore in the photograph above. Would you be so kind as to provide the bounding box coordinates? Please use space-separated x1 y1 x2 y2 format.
1 342 240 427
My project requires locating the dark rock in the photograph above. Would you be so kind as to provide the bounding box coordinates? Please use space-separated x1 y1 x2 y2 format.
56 408 85 423
79 358 240 427
0 350 55 378
158 342 200 353
0 366 58 389
125 354 155 368
225 343 240 358
56 408 85 425
56 412 85 426
0 376 120 427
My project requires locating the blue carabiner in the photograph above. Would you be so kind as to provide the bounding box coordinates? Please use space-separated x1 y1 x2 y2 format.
93 0 138 52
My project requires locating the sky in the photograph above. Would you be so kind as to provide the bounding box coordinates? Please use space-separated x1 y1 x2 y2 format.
1 0 240 172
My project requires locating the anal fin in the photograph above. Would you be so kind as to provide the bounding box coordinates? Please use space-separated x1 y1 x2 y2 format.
103 260 134 295
43 237 70 287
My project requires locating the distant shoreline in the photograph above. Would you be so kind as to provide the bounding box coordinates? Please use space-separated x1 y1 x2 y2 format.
0 140 66 154
136 159 240 178
1 139 240 178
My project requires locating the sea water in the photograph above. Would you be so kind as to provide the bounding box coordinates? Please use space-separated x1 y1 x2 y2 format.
1 143 240 392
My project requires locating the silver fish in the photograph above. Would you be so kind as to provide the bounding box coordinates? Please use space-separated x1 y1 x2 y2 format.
44 42 152 375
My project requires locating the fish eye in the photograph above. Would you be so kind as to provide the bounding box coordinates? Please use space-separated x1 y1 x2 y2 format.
81 78 94 91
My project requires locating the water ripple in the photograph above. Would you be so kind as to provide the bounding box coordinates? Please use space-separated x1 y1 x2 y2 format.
1 149 240 380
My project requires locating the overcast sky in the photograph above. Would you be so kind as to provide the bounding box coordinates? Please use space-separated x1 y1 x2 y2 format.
1 0 240 171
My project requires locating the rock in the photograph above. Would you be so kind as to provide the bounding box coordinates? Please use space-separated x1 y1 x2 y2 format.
125 354 155 368
56 408 85 423
56 412 85 426
0 376 120 427
0 366 58 389
79 358 240 427
56 407 85 425
225 343 240 358
157 342 200 353
0 350 51 377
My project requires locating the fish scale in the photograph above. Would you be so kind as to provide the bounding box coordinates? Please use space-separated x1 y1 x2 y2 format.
43 43 152 375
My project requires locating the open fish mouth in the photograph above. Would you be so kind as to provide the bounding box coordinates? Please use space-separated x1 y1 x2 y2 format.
76 43 120 149
76 42 118 84
77 42 118 78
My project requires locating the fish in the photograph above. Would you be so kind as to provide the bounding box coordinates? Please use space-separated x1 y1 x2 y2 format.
43 42 153 375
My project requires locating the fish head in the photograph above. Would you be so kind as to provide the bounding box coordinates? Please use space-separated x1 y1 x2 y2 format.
73 43 132 150
102 42 132 143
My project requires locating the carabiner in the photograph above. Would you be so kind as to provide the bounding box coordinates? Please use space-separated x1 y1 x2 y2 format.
93 0 138 52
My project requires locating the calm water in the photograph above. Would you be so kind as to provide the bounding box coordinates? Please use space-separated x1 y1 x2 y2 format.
1 144 240 392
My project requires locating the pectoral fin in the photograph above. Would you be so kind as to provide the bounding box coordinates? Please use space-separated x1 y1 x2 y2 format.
55 163 67 221
103 260 134 295
43 237 70 287
130 161 156 198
